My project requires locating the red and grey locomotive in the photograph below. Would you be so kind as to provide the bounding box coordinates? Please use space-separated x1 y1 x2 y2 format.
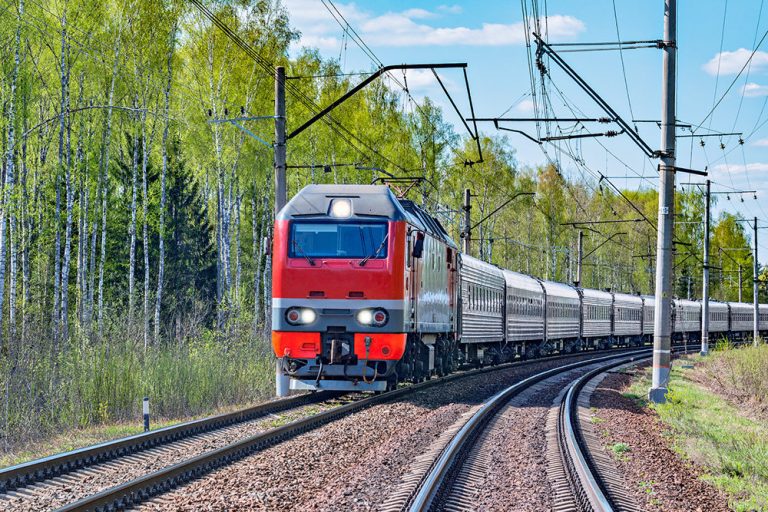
271 185 458 392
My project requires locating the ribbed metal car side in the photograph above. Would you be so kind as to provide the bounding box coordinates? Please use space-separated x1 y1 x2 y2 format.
728 302 754 333
708 300 729 334
641 295 655 336
502 269 545 343
581 289 613 339
672 299 701 334
612 292 643 337
541 280 580 341
459 254 506 344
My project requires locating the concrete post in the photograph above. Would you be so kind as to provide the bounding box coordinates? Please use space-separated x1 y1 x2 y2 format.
463 189 471 255
701 180 710 355
576 230 583 287
274 66 290 397
650 0 677 404
754 217 760 345
739 264 743 302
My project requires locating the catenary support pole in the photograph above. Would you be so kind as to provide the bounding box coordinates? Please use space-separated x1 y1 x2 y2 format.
754 217 760 345
463 189 471 255
275 66 290 397
650 0 677 404
701 180 710 355
576 230 583 287
739 264 743 302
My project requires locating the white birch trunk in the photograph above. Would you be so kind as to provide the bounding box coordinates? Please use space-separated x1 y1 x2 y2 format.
128 96 139 328
154 24 176 342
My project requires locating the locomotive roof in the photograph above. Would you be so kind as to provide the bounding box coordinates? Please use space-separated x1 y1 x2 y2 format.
278 184 457 248
277 184 407 220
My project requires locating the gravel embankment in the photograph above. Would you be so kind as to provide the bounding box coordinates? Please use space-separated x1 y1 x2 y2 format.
589 369 731 512
142 352 628 511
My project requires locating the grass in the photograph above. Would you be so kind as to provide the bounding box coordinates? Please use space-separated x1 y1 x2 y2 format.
626 345 768 512
0 330 276 466
611 442 631 456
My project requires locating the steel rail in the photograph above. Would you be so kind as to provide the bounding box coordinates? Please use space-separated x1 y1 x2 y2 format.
50 348 648 512
560 344 706 511
558 356 650 511
405 349 651 512
0 391 339 493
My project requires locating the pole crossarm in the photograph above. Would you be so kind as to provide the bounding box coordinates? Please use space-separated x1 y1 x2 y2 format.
533 33 657 158
287 63 467 140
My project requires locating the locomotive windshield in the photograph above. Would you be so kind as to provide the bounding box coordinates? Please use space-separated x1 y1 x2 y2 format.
290 222 388 259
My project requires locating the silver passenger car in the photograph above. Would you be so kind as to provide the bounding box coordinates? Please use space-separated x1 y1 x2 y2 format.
760 304 768 333
672 299 701 334
542 280 580 344
581 289 613 339
727 302 754 333
613 292 643 338
641 295 655 337
503 269 545 343
459 254 506 344
708 300 729 334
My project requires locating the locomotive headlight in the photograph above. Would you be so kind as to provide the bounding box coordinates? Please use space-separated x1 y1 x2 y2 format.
330 198 352 218
356 309 373 325
285 307 316 325
357 308 388 327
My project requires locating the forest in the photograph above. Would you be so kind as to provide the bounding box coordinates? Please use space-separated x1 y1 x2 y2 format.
0 0 765 449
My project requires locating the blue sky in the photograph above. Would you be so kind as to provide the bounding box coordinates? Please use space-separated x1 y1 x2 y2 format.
283 0 768 260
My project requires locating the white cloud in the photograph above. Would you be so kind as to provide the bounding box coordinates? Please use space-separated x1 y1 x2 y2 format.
711 162 768 174
752 138 768 147
514 99 536 113
703 48 768 76
361 14 584 47
437 4 463 15
742 82 768 97
402 8 435 20
283 1 585 51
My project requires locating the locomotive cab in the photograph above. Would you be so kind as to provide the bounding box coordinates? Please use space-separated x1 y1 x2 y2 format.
272 185 454 392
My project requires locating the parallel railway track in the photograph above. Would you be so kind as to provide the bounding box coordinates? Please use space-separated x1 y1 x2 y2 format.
399 349 656 512
0 346 648 511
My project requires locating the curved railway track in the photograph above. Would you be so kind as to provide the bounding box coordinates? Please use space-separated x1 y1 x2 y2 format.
398 349 654 512
0 346 648 512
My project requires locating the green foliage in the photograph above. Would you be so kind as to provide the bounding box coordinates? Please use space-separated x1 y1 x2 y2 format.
629 354 768 511
0 333 274 448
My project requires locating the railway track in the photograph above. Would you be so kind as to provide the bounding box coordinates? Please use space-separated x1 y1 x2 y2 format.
0 346 647 512
396 349 654 512
0 390 352 511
